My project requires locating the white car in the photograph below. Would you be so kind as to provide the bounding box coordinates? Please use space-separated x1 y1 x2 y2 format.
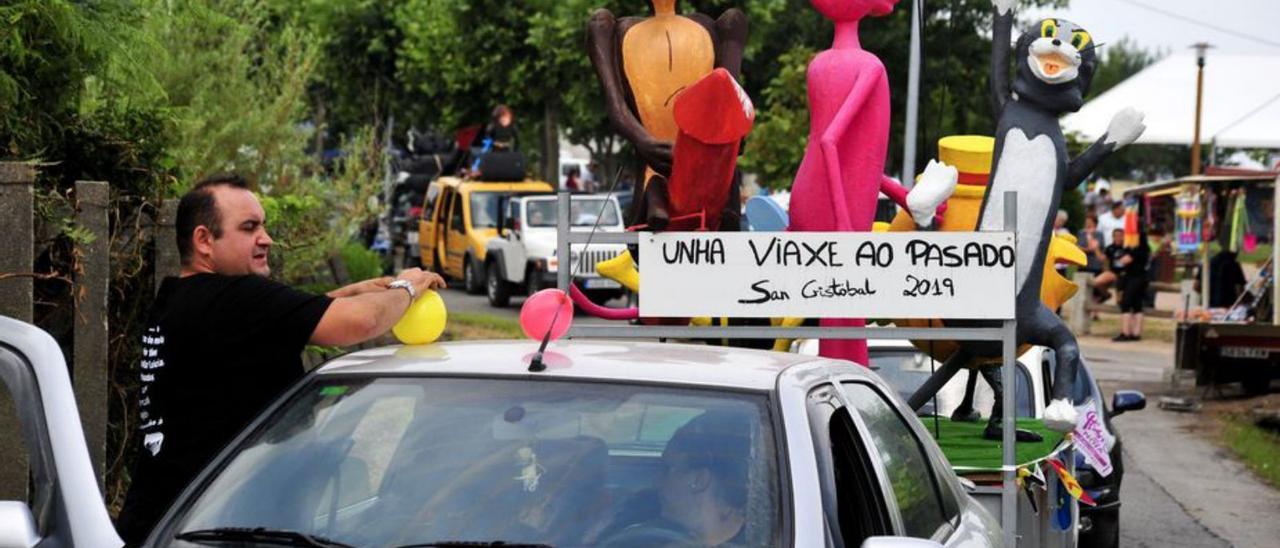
0 316 1002 547
484 194 628 307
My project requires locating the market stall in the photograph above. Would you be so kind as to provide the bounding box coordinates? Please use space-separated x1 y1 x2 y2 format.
1125 173 1280 393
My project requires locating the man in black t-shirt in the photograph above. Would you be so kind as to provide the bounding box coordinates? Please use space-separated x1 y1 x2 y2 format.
116 174 445 544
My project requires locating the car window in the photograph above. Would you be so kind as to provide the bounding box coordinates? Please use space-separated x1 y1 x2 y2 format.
869 349 1036 419
524 199 620 228
421 185 440 221
506 199 520 228
450 192 465 233
470 192 503 229
807 384 892 547
0 346 53 537
842 382 949 539
173 377 781 547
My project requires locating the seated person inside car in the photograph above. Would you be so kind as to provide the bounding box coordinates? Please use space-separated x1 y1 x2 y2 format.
602 410 751 547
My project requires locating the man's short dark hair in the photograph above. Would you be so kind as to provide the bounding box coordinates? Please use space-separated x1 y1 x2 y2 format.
176 173 250 265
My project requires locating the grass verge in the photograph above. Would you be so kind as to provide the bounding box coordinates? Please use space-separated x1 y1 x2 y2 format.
441 312 524 341
1223 416 1280 489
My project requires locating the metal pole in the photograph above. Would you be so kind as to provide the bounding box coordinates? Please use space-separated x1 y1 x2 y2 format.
1191 43 1211 175
902 0 922 188
1001 191 1018 548
1273 176 1279 325
556 190 571 291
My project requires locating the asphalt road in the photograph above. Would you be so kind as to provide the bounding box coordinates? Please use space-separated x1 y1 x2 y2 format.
437 286 1280 546
1082 338 1280 548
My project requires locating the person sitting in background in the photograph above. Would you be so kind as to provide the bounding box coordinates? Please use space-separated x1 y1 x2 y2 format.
481 104 518 151
1208 249 1248 308
565 167 583 193
1090 228 1127 306
1098 200 1126 246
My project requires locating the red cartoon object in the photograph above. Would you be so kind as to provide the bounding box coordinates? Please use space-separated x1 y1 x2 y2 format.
667 68 755 231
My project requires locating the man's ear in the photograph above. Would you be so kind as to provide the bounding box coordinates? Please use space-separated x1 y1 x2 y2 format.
689 468 712 493
192 225 215 258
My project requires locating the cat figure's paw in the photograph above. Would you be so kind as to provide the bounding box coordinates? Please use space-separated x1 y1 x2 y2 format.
908 159 958 228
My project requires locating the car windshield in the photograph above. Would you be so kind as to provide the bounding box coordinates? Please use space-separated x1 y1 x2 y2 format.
470 192 503 228
174 377 781 547
870 349 1034 418
525 198 621 228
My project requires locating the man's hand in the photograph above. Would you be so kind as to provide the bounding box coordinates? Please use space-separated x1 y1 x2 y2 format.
313 269 445 346
395 268 447 295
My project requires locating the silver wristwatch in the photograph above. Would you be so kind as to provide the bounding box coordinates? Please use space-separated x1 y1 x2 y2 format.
387 279 416 300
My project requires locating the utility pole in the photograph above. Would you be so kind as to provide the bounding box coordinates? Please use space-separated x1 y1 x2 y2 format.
902 0 922 188
1191 42 1213 175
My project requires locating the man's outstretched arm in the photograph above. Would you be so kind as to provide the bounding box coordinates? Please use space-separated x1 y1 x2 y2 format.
311 268 446 346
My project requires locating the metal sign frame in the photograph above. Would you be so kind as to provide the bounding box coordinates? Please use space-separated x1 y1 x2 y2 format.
554 190 1022 546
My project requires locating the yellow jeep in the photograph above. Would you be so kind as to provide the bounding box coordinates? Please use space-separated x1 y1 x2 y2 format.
418 176 555 293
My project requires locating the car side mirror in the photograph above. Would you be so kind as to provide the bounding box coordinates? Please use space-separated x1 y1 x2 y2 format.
1111 390 1147 417
0 502 39 548
861 537 944 548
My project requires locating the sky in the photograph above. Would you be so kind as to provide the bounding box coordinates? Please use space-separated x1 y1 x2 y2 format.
1023 0 1280 57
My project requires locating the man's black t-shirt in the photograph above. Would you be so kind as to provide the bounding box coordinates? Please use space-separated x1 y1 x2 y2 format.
117 274 331 544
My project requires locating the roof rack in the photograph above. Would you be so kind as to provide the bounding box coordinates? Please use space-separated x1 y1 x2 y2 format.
555 189 1026 546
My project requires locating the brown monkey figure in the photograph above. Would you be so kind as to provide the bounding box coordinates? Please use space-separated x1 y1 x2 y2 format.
587 0 748 231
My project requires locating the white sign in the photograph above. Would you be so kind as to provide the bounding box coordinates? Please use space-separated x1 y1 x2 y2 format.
1072 402 1114 477
637 231 1016 319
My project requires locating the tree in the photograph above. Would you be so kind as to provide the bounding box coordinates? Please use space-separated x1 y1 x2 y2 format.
738 0 1066 189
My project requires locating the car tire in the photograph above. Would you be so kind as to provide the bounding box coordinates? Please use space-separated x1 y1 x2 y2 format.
463 256 483 294
526 265 543 296
1080 511 1119 548
486 261 512 308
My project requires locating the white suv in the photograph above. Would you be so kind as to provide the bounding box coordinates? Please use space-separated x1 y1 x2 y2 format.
484 195 628 307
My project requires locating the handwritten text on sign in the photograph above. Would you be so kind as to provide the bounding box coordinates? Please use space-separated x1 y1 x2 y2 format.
638 232 1016 319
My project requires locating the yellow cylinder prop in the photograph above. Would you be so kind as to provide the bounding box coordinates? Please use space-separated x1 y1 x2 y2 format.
393 290 448 345
888 136 1085 360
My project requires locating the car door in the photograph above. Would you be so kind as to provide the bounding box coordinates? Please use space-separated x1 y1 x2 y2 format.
838 381 963 544
0 316 122 546
445 190 468 277
805 383 895 547
429 187 455 273
418 183 442 269
500 199 526 282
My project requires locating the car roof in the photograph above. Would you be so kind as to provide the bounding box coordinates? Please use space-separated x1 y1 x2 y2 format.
433 176 554 192
315 339 852 391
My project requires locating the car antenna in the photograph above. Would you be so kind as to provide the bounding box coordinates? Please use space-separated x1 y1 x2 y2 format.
529 165 626 373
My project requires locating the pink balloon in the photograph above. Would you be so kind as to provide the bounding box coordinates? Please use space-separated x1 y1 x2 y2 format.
520 289 574 341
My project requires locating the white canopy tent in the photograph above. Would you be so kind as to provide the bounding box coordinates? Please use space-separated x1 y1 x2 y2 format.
1061 54 1280 149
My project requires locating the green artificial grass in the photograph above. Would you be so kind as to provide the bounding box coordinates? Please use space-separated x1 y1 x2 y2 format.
922 416 1065 472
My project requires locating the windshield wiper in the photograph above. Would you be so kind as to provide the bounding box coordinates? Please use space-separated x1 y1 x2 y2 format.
395 542 553 547
175 527 354 548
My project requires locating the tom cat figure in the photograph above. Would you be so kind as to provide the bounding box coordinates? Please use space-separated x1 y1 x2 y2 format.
908 0 1145 436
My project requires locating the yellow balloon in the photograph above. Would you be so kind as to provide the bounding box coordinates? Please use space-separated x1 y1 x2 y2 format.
392 290 448 345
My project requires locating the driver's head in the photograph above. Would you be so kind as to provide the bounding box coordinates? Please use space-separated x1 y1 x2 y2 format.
660 411 752 526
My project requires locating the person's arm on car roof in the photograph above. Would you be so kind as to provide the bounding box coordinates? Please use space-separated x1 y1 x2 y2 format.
311 268 445 346
326 276 394 298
